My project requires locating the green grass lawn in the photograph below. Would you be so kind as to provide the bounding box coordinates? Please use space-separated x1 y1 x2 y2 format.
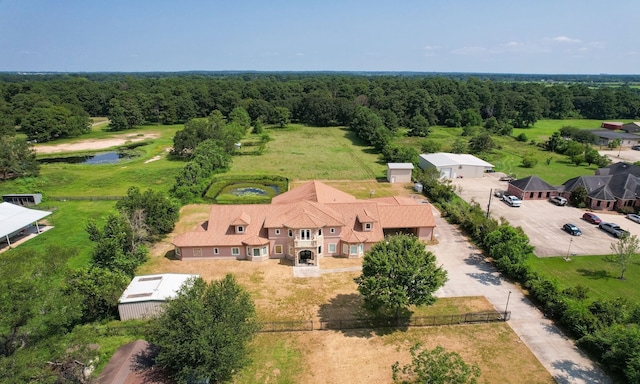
231 125 386 181
527 255 640 303
513 119 605 142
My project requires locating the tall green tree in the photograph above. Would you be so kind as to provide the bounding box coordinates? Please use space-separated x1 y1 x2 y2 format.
273 106 291 128
354 234 447 318
86 213 148 277
0 136 39 180
392 344 481 384
21 105 90 142
148 275 259 384
115 187 180 238
609 234 639 280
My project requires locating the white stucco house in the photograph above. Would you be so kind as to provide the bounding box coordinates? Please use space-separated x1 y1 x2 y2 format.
418 153 494 179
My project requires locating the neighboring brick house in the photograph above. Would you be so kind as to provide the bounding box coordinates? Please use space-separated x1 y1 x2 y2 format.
172 180 436 266
506 176 558 201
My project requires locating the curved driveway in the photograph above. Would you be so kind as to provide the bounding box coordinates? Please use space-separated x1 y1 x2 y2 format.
430 206 611 384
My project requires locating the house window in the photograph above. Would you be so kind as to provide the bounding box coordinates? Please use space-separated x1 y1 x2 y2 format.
301 229 311 240
262 246 268 255
364 223 372 231
597 201 601 207
546 192 550 198
538 192 542 198
529 192 534 198
213 248 219 255
246 247 250 256
318 246 322 254
174 246 181 257
359 244 364 254
288 229 293 237
253 248 261 257
275 229 280 235
193 248 202 257
237 226 244 233
330 228 335 234
318 228 322 236
231 247 240 256
350 245 358 255
328 243 336 253
275 245 283 254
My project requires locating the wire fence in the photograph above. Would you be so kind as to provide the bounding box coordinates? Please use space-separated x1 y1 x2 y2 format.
48 196 124 201
259 311 510 333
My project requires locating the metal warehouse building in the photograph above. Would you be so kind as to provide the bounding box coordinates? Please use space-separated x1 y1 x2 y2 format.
418 152 494 179
118 273 199 320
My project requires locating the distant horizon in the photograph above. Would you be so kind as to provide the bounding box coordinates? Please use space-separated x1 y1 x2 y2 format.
2 70 639 77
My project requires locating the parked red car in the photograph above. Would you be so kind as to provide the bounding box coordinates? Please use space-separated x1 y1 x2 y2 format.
582 212 602 224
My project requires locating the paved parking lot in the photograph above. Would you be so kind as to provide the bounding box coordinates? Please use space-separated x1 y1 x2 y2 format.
451 172 640 257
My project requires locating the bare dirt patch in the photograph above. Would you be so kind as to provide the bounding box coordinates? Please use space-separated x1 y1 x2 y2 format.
34 132 161 154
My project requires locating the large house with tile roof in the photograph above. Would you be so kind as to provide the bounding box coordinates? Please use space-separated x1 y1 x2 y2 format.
172 180 436 266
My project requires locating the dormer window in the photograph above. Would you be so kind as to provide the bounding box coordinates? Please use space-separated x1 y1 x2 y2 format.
364 223 372 231
236 226 244 233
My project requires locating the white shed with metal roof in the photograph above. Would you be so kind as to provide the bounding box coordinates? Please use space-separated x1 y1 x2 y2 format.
419 153 494 179
386 163 414 183
118 273 199 320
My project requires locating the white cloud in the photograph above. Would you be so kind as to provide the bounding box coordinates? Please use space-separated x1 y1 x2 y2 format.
423 45 440 50
551 35 582 43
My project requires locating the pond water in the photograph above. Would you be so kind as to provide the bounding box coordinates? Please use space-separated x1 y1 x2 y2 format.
39 151 132 165
231 187 269 196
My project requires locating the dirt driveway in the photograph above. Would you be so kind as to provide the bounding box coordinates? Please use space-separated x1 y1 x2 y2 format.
34 132 161 154
451 173 639 257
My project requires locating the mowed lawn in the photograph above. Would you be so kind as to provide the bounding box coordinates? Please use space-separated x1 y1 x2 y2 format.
232 125 386 181
527 255 640 303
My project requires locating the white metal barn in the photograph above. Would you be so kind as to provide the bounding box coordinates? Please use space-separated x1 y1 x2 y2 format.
386 163 414 183
418 153 494 179
118 273 199 320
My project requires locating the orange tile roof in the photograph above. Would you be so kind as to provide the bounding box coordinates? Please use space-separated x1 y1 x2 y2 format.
272 180 356 204
172 181 435 249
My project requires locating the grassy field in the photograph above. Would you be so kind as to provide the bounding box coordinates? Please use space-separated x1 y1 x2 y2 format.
527 255 640 303
232 125 386 181
512 119 604 142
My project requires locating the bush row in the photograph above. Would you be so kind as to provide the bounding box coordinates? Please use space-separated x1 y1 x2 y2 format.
415 168 640 382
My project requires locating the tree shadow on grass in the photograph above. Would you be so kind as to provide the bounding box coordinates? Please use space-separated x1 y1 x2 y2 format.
317 293 411 338
576 269 613 280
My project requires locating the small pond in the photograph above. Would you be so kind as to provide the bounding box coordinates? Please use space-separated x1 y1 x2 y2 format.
39 151 134 165
231 187 269 196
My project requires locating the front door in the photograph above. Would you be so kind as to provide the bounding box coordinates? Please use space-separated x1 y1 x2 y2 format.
299 250 312 263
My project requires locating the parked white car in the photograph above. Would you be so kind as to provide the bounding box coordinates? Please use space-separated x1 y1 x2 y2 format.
503 195 522 207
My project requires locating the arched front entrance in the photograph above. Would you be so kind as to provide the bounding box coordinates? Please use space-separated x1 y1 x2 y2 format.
298 250 313 264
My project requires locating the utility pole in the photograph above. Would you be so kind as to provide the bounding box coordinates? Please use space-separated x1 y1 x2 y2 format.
504 290 512 320
486 188 493 218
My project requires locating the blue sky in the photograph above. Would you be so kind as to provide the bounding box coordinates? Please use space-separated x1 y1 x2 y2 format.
1 0 638 74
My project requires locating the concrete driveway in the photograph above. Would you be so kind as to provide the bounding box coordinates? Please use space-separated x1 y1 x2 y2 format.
430 206 611 384
451 172 640 257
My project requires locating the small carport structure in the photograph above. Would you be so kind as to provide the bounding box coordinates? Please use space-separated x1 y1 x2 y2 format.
0 202 52 248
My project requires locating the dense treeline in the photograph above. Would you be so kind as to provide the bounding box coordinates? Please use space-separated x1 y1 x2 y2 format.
416 169 640 383
2 73 640 143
